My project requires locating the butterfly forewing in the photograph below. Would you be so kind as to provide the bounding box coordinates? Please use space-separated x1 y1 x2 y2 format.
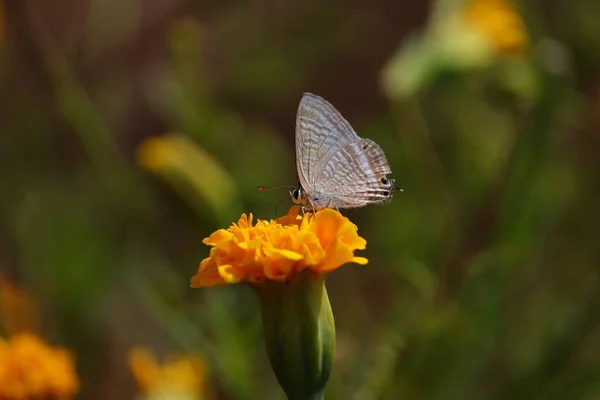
296 93 359 191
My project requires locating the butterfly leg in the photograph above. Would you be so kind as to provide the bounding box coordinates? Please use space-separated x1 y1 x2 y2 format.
324 198 340 212
306 198 318 214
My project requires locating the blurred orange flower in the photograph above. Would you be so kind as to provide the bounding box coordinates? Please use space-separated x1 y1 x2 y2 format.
190 206 368 288
0 276 38 335
462 0 528 56
129 347 207 400
0 333 79 400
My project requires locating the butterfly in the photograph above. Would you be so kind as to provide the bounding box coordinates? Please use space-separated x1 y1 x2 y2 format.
285 93 401 211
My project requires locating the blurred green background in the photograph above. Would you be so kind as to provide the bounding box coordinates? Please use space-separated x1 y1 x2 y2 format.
1 0 600 399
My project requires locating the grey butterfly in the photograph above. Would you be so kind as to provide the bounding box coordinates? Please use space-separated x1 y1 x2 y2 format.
289 92 400 211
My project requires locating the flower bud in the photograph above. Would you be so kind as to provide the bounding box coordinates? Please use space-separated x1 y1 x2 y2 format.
253 270 335 400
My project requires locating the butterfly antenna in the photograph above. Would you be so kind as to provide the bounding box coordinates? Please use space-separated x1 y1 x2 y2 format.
258 185 293 218
273 198 288 219
257 184 296 191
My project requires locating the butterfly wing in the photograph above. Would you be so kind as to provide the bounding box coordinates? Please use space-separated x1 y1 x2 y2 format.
316 138 395 208
295 93 360 195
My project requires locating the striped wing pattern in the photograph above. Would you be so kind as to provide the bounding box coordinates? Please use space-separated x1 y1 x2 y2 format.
296 93 359 190
294 93 396 210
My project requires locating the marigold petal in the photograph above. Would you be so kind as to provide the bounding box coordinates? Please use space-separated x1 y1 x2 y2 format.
202 229 233 246
265 248 304 262
218 264 243 283
190 258 226 288
314 238 356 273
299 212 312 231
295 233 326 265
352 257 369 265
308 209 347 250
237 213 253 228
263 248 304 281
219 236 252 262
337 223 367 250
276 206 302 226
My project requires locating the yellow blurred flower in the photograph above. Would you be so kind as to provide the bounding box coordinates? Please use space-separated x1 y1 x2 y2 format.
135 135 242 226
382 0 529 97
0 333 79 400
136 136 179 172
129 347 207 400
461 0 528 56
190 206 368 288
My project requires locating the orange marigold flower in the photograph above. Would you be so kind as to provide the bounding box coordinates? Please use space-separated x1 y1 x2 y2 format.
462 0 528 57
190 206 368 287
0 333 79 400
129 347 207 399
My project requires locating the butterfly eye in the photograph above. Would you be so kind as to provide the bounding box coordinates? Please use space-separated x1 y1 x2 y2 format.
292 188 300 200
381 177 389 185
